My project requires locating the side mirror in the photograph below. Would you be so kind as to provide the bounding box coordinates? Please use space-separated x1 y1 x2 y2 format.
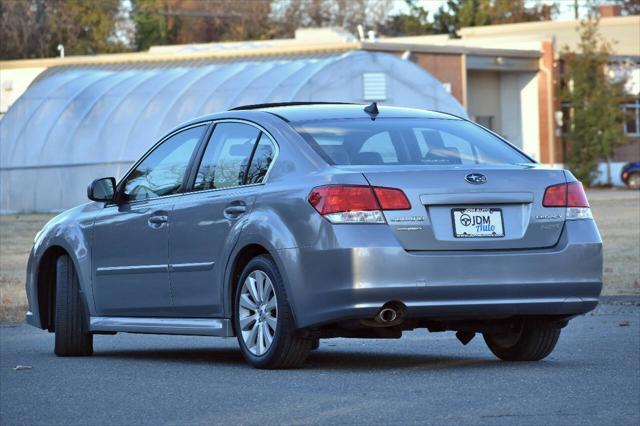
88 177 116 202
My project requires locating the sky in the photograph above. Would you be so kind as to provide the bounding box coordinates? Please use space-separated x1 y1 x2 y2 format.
393 0 602 21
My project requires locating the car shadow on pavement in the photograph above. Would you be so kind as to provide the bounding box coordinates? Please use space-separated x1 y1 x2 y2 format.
92 346 574 371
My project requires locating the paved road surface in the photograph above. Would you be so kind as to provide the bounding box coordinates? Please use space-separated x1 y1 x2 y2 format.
1 299 639 425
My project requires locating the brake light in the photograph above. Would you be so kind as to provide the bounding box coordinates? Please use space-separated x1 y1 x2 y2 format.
542 183 567 207
373 187 411 210
543 182 589 207
566 182 589 207
542 181 591 220
308 185 411 223
308 186 379 215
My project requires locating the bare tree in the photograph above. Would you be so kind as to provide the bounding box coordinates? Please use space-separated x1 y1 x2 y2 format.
1 0 127 60
0 0 50 59
270 0 393 37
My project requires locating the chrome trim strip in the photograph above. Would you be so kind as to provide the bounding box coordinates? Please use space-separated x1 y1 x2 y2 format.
96 261 215 275
90 316 234 337
169 261 215 272
420 192 534 206
181 182 264 196
95 264 168 276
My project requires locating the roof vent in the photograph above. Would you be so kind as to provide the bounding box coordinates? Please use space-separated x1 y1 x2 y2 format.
363 72 387 101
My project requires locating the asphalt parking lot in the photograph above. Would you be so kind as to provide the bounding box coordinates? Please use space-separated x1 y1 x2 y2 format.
1 298 638 426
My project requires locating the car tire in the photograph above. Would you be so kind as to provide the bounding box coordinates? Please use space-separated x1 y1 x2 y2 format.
54 255 93 356
310 337 320 350
628 172 640 190
483 319 560 361
233 255 312 369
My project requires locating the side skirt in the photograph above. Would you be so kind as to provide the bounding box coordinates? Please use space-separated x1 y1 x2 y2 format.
89 316 234 337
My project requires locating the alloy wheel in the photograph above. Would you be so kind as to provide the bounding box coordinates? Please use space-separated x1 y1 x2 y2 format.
238 270 278 356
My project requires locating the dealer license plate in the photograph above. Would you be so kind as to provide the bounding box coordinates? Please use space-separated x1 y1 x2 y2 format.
452 208 504 238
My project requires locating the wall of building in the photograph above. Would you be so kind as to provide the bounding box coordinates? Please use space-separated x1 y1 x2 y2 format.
467 70 501 132
538 41 556 164
613 139 640 162
500 71 540 160
467 70 540 161
0 67 45 116
518 72 541 161
411 53 465 107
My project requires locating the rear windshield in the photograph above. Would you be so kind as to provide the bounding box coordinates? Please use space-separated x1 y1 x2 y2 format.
293 118 531 166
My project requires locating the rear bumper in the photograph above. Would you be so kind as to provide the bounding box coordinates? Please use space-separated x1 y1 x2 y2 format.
279 220 603 329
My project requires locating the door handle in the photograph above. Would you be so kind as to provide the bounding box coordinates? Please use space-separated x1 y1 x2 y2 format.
148 214 168 228
224 202 247 219
224 206 246 215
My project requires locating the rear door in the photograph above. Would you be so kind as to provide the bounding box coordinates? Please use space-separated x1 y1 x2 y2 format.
168 121 277 316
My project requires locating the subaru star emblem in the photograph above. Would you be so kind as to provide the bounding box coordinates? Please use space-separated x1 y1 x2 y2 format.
465 173 487 184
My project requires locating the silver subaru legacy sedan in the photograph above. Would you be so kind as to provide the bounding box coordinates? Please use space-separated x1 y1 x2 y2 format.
25 103 603 369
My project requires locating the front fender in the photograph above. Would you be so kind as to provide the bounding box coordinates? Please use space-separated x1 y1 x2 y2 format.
26 204 99 328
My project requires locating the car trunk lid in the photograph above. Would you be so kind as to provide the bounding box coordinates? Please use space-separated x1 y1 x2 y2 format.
357 164 567 251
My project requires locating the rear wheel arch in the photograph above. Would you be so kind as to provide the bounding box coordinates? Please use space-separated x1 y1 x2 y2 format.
226 242 298 327
227 244 269 320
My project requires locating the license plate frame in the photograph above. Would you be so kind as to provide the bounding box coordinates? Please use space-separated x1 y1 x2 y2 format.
451 208 505 238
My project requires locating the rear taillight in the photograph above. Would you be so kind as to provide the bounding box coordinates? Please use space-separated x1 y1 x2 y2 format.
373 187 411 210
566 182 589 208
542 183 567 207
308 185 411 224
543 181 592 220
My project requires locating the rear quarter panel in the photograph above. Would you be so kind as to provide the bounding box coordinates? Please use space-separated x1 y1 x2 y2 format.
222 113 377 322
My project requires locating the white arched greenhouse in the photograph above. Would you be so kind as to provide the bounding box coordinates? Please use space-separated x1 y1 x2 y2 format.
0 51 466 213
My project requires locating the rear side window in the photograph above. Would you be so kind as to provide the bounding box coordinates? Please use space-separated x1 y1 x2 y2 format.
246 136 275 184
294 118 530 166
193 122 276 191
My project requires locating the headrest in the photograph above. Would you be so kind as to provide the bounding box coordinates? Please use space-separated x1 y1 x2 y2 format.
420 129 445 149
423 147 462 165
352 151 384 165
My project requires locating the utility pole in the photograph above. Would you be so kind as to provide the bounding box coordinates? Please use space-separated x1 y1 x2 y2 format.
574 0 579 20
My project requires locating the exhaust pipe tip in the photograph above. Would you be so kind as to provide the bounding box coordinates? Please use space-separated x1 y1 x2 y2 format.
360 302 407 328
377 308 398 323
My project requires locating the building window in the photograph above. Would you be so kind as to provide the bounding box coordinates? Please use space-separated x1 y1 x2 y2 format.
624 99 640 136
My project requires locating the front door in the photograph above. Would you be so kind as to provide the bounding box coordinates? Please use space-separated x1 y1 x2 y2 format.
169 122 277 316
91 124 207 316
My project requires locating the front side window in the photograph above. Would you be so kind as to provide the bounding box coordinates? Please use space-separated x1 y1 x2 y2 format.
295 118 531 166
194 122 263 191
122 125 205 202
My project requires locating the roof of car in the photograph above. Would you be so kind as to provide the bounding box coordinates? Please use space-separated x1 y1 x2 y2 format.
250 103 463 122
176 102 463 133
